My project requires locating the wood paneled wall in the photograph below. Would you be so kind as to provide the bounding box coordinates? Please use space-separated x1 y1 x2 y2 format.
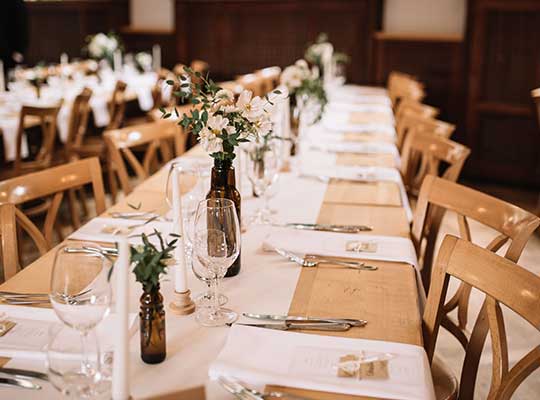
119 27 176 69
25 0 129 65
465 0 540 186
372 33 465 138
174 0 383 83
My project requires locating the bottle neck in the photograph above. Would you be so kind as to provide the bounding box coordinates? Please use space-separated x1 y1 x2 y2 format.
211 158 236 188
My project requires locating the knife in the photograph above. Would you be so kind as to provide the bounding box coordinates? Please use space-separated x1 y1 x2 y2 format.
0 377 41 390
0 367 49 381
243 312 367 327
233 322 352 331
276 223 372 233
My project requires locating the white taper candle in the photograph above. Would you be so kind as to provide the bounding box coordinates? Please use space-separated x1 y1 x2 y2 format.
112 238 130 400
60 53 68 65
152 44 161 72
233 147 242 195
172 167 188 293
113 50 122 74
0 61 5 93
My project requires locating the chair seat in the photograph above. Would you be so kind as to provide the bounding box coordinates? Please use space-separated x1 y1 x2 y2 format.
432 355 458 400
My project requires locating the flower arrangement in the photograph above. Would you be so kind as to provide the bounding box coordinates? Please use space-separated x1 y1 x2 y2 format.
85 32 123 64
162 67 283 161
304 32 334 75
280 59 327 123
135 52 153 73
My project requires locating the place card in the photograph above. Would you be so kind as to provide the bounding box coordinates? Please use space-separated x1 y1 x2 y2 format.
345 241 378 253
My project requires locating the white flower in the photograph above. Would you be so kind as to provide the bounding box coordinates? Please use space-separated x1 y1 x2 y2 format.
199 114 233 154
280 66 303 90
214 89 234 106
136 52 152 71
253 116 273 137
236 90 265 122
311 66 320 79
295 59 309 70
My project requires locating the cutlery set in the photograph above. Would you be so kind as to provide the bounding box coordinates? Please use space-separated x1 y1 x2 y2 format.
272 247 378 271
0 367 48 390
272 222 372 233
218 375 314 400
232 313 367 332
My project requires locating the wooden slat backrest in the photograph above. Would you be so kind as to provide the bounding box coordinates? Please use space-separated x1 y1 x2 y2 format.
64 87 93 160
0 203 49 282
396 109 455 151
0 158 105 246
236 73 266 97
401 130 470 196
104 120 187 196
413 176 540 350
106 80 127 130
256 66 281 95
424 236 540 399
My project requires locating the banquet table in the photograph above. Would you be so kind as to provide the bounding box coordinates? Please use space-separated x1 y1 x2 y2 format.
0 89 428 399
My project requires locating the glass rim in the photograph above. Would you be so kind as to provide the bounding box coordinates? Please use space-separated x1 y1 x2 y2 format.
197 198 236 209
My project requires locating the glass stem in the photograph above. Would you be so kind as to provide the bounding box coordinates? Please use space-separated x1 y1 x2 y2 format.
211 274 220 318
263 190 270 213
79 331 91 374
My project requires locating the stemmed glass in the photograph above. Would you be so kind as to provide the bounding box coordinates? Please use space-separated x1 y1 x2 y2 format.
193 198 241 326
48 244 112 397
245 141 279 224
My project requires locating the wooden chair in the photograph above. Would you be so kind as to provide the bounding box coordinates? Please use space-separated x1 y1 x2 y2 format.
396 109 455 150
412 175 540 349
0 203 48 282
256 66 281 95
424 235 540 399
64 88 93 162
106 80 127 130
190 59 209 82
531 88 540 220
104 120 187 195
400 130 470 197
395 98 439 124
11 104 62 177
0 158 106 246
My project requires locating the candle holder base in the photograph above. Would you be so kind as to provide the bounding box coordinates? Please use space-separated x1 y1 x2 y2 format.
169 290 196 315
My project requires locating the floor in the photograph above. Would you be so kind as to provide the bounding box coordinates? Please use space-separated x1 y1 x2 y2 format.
15 181 540 398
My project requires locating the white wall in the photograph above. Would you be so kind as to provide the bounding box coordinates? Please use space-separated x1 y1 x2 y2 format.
130 0 174 31
383 0 466 38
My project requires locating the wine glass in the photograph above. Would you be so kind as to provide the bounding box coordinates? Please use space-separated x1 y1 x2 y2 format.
245 141 279 224
191 256 228 308
193 198 241 326
47 324 109 399
49 245 112 395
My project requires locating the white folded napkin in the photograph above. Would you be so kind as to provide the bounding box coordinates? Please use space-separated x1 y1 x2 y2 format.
0 118 28 161
263 228 418 268
136 87 154 111
90 96 111 127
0 305 137 361
307 141 401 168
322 115 396 137
299 165 412 222
328 101 393 113
209 325 436 400
68 217 174 246
57 102 71 143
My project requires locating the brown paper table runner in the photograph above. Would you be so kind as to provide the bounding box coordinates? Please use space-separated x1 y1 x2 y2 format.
348 112 394 125
324 181 402 207
335 153 396 167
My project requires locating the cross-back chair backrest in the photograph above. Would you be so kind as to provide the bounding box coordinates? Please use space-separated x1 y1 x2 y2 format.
65 88 93 160
190 59 209 81
395 98 439 125
396 109 455 151
14 103 62 174
104 120 186 195
413 175 540 350
0 157 106 246
106 80 127 130
424 236 540 400
256 66 281 95
0 203 49 282
400 130 470 196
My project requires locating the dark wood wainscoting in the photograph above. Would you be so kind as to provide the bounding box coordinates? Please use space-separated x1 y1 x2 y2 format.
25 0 128 65
372 32 465 140
119 28 177 69
174 0 383 83
465 0 540 187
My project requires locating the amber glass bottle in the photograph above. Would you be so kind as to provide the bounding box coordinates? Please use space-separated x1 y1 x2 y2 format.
139 285 166 364
206 158 241 277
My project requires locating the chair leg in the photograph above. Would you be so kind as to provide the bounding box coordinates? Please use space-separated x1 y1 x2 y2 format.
108 166 118 205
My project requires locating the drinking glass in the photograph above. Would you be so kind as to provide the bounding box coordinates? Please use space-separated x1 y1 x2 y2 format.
191 256 228 307
245 142 279 224
193 198 241 326
47 324 109 399
49 245 112 394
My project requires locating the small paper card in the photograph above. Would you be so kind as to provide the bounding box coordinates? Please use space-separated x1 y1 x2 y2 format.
345 241 378 253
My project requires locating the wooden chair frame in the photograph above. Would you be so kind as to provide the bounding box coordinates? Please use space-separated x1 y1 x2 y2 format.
395 98 439 123
0 158 106 246
106 80 127 130
413 175 540 349
13 104 62 175
396 110 455 151
400 130 470 196
424 236 540 399
105 120 187 195
236 73 266 97
64 87 93 161
256 66 281 95
0 203 48 282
